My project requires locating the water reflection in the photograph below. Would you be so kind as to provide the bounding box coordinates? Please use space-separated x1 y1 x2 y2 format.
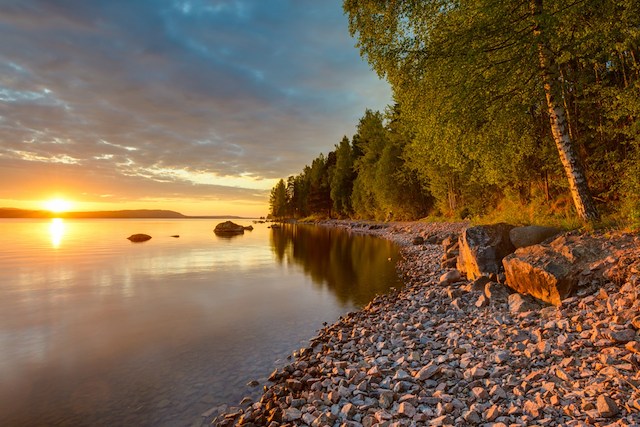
49 218 65 248
0 219 402 426
269 224 401 307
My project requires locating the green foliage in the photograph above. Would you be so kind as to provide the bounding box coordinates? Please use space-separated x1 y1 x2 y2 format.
330 137 355 217
269 179 287 219
342 0 640 227
265 0 640 227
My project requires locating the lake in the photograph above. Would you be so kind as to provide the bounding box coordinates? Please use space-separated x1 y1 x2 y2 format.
0 219 400 426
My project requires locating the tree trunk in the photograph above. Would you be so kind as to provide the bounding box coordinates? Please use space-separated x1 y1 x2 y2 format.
531 0 600 223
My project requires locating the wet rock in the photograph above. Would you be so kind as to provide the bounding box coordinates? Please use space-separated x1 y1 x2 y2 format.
214 221 245 235
457 223 515 280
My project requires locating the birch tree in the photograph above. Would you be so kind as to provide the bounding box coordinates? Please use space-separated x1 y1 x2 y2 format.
344 0 605 223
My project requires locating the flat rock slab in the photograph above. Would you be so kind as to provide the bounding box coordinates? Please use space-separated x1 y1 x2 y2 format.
503 234 604 305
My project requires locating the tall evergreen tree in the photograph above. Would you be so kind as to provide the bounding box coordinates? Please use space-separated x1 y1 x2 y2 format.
330 136 356 216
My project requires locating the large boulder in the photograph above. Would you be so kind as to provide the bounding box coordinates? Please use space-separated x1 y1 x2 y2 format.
502 234 605 306
457 223 516 280
509 225 562 249
127 234 152 242
214 221 245 235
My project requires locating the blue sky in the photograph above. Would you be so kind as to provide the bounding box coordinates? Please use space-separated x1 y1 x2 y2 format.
0 0 390 215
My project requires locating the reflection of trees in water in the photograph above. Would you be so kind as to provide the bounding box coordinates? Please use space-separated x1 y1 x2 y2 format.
269 225 400 307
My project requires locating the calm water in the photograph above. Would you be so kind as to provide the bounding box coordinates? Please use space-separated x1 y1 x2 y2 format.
0 219 400 426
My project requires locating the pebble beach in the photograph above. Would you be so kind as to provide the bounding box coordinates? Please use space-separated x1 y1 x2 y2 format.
212 221 640 427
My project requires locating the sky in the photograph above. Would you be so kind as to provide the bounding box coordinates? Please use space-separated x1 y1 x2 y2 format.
0 0 391 217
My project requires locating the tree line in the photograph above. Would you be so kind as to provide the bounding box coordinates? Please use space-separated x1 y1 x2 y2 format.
271 0 639 227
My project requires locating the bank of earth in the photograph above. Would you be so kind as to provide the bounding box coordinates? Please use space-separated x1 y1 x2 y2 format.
212 220 639 427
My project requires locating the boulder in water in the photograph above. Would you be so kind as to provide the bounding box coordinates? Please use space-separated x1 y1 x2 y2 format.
127 234 152 242
214 221 245 235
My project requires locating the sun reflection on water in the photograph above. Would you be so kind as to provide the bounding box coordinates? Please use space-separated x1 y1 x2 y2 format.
49 218 65 248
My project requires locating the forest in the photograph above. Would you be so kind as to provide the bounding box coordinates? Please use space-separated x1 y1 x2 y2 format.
270 0 640 229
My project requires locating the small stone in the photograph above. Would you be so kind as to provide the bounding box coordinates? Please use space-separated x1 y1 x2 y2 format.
485 404 500 421
286 379 303 392
608 329 636 343
367 365 381 377
379 390 394 409
398 402 416 418
508 293 530 313
596 395 619 417
471 387 489 401
302 413 315 424
523 400 540 417
493 351 510 364
439 270 462 285
284 407 302 421
626 341 640 354
462 410 481 424
340 403 357 419
415 363 440 380
475 294 489 308
430 415 453 426
489 385 507 400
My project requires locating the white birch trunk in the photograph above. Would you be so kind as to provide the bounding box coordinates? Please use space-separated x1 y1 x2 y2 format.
532 0 600 223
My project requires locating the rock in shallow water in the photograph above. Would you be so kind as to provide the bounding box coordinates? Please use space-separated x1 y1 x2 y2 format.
214 221 245 234
127 233 151 242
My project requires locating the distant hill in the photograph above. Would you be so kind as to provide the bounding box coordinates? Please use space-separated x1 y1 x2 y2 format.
0 208 244 219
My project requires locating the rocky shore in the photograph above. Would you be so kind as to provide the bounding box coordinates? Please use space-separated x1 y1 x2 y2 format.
212 221 639 427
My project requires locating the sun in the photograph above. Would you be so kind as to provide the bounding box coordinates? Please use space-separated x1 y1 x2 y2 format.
44 198 73 213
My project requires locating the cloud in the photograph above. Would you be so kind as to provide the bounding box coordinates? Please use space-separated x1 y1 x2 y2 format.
0 0 391 210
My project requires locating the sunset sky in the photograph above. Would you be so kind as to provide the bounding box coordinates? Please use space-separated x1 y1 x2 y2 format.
0 0 391 217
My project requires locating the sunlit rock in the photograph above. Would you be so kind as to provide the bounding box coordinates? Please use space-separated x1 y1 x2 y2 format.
457 223 515 280
502 234 605 306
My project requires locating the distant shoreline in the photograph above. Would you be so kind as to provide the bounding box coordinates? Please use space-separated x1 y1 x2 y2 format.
0 208 252 219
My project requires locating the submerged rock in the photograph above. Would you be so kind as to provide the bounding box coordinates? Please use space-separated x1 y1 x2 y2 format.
214 221 245 235
127 233 152 242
